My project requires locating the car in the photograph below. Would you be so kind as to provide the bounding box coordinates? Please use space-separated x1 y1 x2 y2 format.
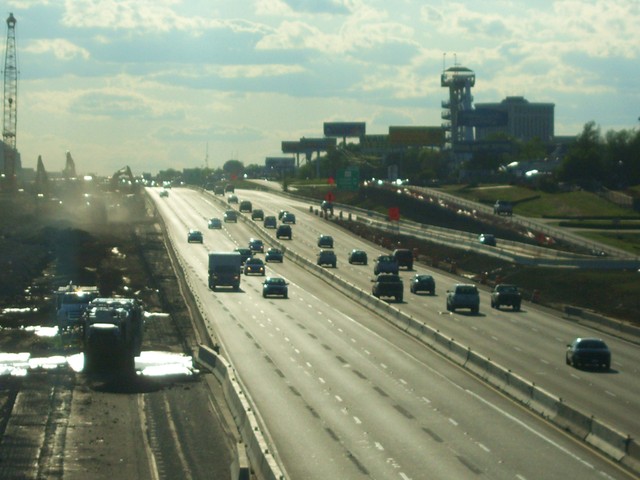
278 210 288 220
187 229 203 243
348 249 368 265
410 274 435 295
239 200 252 213
276 224 292 239
317 249 337 268
566 338 611 370
208 218 222 229
224 210 238 223
159 189 169 197
374 255 399 275
479 233 496 246
213 185 225 195
251 209 264 221
265 248 284 262
493 200 513 216
262 277 288 298
392 249 414 270
224 183 235 193
263 216 277 228
244 257 265 276
248 238 264 253
490 284 522 310
446 284 480 314
234 248 252 264
282 212 296 224
317 235 334 248
227 194 238 204
321 200 334 214
371 274 403 302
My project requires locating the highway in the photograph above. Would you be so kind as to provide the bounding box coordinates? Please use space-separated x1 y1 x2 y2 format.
150 186 634 479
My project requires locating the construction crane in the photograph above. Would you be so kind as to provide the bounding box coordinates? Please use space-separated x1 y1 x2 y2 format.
2 13 18 191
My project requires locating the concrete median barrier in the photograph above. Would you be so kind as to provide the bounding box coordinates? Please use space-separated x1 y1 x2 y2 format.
529 385 560 419
586 420 629 461
555 401 592 438
198 345 285 480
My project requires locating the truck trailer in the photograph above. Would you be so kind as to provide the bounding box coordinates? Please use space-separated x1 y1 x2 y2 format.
208 252 242 290
82 297 144 373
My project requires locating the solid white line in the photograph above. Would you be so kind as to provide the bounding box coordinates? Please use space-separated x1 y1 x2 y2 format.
465 389 596 470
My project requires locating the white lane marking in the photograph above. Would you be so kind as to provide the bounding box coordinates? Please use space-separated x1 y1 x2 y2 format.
478 443 490 453
381 363 388 369
399 378 408 385
422 397 431 404
399 472 412 480
605 390 616 398
449 418 458 426
375 442 384 451
335 395 343 402
354 416 362 425
319 377 325 384
465 389 596 470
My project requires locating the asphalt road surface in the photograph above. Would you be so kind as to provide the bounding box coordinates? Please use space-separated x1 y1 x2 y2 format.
151 186 636 479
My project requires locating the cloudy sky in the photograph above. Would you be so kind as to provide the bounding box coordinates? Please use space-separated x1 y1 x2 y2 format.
5 0 640 176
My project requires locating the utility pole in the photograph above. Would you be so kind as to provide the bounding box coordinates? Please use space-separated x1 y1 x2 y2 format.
2 13 18 191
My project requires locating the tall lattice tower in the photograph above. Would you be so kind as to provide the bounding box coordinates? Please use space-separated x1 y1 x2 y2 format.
2 13 18 190
441 62 475 151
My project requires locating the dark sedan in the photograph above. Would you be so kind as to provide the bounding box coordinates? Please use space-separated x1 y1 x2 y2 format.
244 258 265 276
262 277 288 298
410 274 435 295
566 337 611 370
348 249 368 265
265 248 284 262
234 248 252 264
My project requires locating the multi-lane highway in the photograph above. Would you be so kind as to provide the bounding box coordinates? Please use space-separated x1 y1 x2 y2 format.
150 186 637 479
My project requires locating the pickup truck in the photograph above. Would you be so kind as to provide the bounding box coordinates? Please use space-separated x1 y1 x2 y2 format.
446 284 480 314
371 274 403 302
490 284 522 311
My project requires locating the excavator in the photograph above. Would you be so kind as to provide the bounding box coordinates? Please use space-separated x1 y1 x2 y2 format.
110 166 140 195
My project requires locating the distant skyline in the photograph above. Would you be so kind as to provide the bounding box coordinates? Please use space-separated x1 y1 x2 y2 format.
4 0 639 176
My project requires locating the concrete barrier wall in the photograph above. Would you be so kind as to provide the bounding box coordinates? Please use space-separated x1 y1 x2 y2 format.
586 420 629 461
555 401 592 438
198 346 285 480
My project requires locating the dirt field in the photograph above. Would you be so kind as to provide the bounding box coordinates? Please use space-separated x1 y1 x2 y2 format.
0 193 235 479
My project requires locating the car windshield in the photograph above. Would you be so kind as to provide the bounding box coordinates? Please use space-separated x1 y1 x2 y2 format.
457 286 477 294
499 285 517 293
417 275 432 281
267 278 285 285
247 258 263 265
578 340 607 349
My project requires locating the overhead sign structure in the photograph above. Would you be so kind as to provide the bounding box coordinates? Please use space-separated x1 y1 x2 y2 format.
299 137 337 152
282 141 303 154
323 122 366 138
388 126 445 147
265 157 295 169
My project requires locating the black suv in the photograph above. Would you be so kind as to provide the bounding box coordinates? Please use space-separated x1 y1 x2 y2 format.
318 235 334 248
317 250 337 268
276 224 292 239
392 249 413 270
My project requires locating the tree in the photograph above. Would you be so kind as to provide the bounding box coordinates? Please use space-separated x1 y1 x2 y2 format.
557 122 605 188
223 159 244 179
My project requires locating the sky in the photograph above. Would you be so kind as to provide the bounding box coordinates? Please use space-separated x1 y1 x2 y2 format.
4 0 640 176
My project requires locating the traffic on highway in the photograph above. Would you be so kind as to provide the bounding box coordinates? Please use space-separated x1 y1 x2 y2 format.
151 185 638 479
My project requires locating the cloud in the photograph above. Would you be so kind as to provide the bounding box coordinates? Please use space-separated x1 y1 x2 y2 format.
23 38 90 60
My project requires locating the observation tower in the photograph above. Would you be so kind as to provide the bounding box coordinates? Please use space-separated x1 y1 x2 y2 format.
441 64 475 150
